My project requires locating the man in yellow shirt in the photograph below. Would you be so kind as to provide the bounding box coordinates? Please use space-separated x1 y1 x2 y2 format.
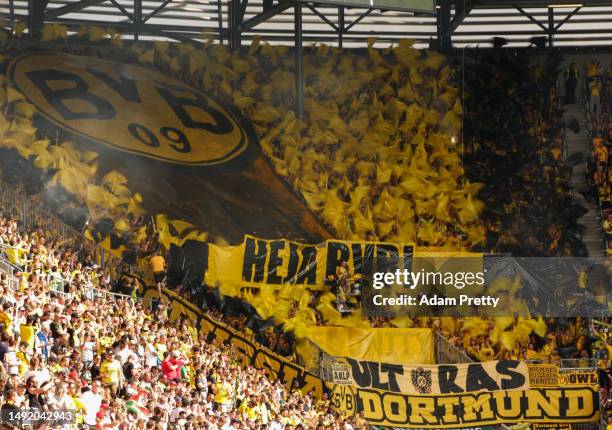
99 350 123 395
590 78 601 113
478 340 496 361
150 253 166 297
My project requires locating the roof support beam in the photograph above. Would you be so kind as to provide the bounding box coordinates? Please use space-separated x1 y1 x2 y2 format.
515 6 547 31
294 1 304 120
229 0 242 49
338 6 344 48
239 0 249 23
241 1 293 31
305 3 339 32
343 8 372 32
142 0 172 24
28 0 49 40
436 0 451 50
547 7 554 47
554 5 581 31
444 0 473 37
44 0 106 20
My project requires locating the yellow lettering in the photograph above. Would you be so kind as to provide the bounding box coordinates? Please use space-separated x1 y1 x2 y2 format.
302 373 323 398
525 390 561 418
462 393 495 422
199 317 217 338
360 391 385 422
406 396 436 424
254 350 281 380
435 397 459 424
565 388 595 419
382 394 407 424
280 364 300 388
493 390 523 419
212 327 232 347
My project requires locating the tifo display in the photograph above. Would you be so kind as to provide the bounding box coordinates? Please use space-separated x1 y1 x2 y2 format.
0 19 610 430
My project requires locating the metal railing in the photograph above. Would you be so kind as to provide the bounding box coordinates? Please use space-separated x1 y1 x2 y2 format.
559 358 597 370
0 181 146 282
0 181 157 308
435 332 473 364
0 254 155 308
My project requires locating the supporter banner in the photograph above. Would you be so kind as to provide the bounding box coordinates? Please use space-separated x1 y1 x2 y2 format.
142 285 324 398
559 370 598 386
206 234 414 291
593 319 612 329
331 385 599 428
307 326 434 364
9 52 255 166
532 424 571 430
7 51 331 245
528 364 560 387
343 359 529 395
408 427 496 430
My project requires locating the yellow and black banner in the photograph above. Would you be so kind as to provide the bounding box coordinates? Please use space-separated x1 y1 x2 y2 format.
527 364 560 387
308 326 434 365
343 359 529 395
532 424 572 430
143 285 324 397
559 370 598 386
331 385 599 428
528 365 598 388
206 234 414 291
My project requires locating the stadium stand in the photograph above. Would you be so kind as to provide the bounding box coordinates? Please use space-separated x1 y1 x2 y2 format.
584 61 612 257
0 7 610 427
0 197 357 429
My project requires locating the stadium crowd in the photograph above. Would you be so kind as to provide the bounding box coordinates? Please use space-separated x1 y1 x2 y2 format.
0 211 364 430
585 59 612 256
465 50 584 257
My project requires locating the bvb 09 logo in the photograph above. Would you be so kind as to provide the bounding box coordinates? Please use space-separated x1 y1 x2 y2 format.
8 52 256 166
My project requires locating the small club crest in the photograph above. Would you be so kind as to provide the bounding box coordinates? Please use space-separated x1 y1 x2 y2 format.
411 367 432 394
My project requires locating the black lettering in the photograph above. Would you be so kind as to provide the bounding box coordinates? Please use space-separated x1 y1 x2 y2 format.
160 126 192 153
347 358 371 388
496 361 526 390
465 363 499 392
155 83 233 134
345 393 353 411
402 244 414 271
438 366 463 393
375 244 400 273
380 363 404 393
128 123 160 147
284 243 300 283
86 66 140 102
296 246 317 285
352 243 374 277
368 362 389 391
326 241 350 278
242 238 267 283
267 240 285 285
26 69 115 120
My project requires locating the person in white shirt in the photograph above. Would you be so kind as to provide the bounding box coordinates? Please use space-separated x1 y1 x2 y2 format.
82 334 96 367
268 414 284 430
80 380 103 427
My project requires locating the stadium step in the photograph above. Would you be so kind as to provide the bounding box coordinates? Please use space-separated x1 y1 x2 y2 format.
563 102 605 258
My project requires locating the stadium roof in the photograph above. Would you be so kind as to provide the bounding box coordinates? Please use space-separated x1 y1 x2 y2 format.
3 0 612 49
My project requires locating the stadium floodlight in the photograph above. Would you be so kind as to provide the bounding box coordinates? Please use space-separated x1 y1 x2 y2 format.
302 0 435 13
